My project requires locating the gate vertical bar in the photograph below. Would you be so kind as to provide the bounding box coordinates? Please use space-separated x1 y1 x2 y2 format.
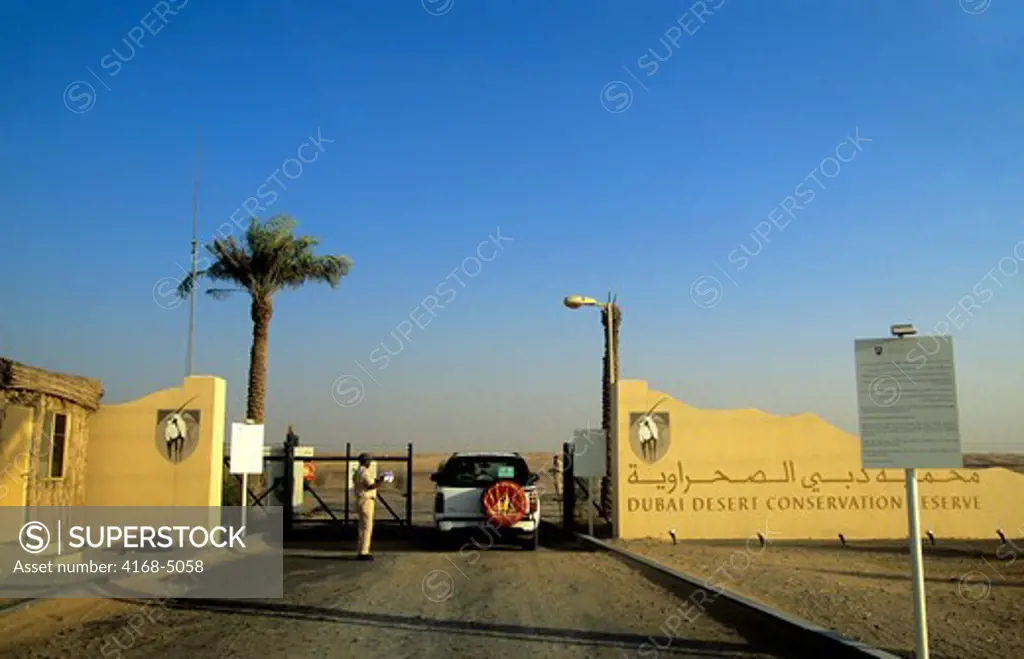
283 431 296 541
406 442 414 528
563 441 574 531
586 421 593 536
344 442 351 527
560 442 567 528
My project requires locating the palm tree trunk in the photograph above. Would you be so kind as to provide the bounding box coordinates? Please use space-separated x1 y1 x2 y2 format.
246 296 273 423
600 304 620 521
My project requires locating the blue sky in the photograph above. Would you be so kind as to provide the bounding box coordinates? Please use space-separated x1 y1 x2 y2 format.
1 0 1022 453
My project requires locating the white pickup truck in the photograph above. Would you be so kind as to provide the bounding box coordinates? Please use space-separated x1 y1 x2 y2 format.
431 452 541 550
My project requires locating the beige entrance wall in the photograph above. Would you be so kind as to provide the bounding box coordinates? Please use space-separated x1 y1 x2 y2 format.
0 405 33 508
86 376 226 507
612 379 1024 540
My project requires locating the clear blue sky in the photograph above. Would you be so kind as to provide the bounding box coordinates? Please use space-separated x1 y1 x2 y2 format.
1 0 1022 453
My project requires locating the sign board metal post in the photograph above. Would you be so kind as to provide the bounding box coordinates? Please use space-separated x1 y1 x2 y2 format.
242 472 247 531
905 466 928 659
854 327 962 659
230 420 266 535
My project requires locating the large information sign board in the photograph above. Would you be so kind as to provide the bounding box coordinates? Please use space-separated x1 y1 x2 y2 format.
572 428 607 478
854 336 963 469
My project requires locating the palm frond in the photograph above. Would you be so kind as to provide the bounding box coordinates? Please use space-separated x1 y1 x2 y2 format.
206 288 245 300
176 269 208 299
185 213 352 300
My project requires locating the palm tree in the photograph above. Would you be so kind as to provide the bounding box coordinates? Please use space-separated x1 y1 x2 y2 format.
177 215 352 422
600 301 621 520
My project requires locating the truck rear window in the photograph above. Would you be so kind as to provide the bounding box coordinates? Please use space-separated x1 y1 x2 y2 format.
436 457 529 487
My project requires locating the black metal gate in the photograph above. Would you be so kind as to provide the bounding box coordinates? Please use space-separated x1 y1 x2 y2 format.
224 428 414 537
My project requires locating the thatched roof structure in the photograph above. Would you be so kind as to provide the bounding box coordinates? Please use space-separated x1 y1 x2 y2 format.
0 358 104 412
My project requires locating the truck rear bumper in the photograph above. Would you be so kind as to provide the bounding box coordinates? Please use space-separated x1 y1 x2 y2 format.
436 518 538 534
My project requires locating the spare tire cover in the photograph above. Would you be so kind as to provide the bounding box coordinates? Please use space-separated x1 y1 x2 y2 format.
481 480 528 527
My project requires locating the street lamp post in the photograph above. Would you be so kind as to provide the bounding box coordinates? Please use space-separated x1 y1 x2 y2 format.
563 293 619 531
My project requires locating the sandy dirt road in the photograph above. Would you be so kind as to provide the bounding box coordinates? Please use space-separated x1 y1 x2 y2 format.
2 531 785 659
616 537 1024 659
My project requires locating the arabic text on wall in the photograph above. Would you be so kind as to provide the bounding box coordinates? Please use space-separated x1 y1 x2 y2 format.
624 460 982 495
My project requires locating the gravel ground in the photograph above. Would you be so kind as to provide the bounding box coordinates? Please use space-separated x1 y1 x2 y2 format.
0 531 785 659
613 537 1024 659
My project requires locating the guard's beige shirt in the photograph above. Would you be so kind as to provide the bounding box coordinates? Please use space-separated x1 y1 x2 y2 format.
354 466 376 501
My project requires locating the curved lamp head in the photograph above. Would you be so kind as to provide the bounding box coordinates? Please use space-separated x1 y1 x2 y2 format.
890 323 916 338
563 295 600 309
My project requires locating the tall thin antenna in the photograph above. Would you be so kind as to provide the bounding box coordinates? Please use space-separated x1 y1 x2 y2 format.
186 127 201 377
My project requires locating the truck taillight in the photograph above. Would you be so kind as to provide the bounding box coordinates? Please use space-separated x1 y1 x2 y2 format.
434 492 444 513
528 491 538 511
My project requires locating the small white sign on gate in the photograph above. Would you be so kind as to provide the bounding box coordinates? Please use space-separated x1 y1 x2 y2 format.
262 446 314 507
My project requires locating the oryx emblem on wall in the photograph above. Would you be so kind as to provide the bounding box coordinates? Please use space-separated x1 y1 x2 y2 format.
155 398 201 464
629 412 670 464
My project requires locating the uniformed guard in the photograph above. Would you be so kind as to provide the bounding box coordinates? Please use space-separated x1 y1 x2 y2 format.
354 453 385 560
551 453 563 501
